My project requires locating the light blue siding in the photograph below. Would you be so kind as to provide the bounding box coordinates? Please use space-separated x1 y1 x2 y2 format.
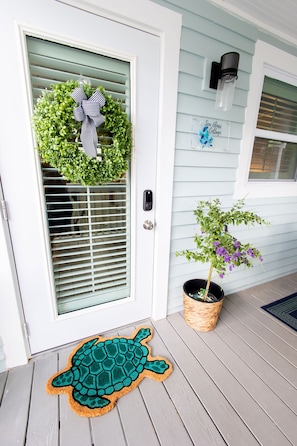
153 0 297 314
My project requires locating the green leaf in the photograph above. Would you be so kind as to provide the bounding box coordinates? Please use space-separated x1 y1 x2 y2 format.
32 80 132 185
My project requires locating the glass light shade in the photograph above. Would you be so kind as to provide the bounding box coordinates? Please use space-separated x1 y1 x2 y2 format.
215 74 237 111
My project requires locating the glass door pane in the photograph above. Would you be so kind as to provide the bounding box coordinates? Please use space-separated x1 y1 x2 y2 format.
27 36 131 314
44 165 130 314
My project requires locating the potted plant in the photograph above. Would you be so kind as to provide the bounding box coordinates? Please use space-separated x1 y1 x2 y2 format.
176 198 269 331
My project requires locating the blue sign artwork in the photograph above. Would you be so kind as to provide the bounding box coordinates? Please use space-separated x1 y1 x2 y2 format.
191 117 231 151
199 125 213 148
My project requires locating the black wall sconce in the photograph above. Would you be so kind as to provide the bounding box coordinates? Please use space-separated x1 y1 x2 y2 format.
209 52 240 111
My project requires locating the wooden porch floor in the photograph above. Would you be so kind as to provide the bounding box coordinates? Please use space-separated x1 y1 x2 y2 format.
1 273 297 445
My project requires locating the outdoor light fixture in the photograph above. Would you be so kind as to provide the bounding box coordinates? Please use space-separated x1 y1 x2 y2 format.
209 52 240 111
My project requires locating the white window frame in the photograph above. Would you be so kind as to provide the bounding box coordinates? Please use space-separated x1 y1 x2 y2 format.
235 41 297 198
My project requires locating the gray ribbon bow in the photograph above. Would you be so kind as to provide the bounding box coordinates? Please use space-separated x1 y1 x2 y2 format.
71 87 106 158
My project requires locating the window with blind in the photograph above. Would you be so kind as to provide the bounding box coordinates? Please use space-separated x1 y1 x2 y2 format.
27 35 131 315
249 76 297 181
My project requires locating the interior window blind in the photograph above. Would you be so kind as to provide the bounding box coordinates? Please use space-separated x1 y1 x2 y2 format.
249 76 297 181
257 94 297 135
27 36 131 314
249 138 297 180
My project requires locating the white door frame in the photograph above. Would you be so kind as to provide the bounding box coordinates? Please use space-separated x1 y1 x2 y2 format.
0 0 181 367
0 180 31 369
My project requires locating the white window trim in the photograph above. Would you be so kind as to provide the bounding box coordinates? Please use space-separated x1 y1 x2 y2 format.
234 41 297 198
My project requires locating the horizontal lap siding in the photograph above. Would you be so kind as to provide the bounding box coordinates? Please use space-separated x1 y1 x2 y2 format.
153 0 297 314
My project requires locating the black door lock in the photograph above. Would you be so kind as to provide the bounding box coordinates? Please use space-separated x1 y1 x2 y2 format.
143 190 153 211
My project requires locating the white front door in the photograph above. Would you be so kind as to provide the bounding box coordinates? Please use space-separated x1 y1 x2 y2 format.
1 0 160 353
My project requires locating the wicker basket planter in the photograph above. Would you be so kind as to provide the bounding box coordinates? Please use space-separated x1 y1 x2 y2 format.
183 279 224 332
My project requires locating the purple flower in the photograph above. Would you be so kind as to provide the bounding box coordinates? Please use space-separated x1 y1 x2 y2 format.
233 240 240 248
247 248 255 258
216 247 227 256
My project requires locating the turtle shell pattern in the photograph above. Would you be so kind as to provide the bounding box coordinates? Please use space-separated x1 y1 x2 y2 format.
46 327 172 417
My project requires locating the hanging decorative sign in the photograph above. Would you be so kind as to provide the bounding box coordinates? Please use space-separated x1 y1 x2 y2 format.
191 116 231 151
32 80 132 186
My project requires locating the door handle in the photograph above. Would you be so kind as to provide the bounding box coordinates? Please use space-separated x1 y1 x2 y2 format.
143 220 154 230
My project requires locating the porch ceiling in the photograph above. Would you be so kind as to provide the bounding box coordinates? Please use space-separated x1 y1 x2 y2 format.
208 0 297 47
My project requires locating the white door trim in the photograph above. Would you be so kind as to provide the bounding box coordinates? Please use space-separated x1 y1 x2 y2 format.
57 0 182 319
0 181 30 368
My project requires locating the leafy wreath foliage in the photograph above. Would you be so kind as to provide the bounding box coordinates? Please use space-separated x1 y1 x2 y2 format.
32 80 132 185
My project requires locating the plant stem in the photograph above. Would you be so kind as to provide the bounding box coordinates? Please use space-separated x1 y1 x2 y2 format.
204 264 213 301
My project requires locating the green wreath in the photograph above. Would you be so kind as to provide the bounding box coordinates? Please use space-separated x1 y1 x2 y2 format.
32 80 132 185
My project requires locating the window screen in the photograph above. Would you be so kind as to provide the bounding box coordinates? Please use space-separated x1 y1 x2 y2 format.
249 76 297 181
27 36 131 314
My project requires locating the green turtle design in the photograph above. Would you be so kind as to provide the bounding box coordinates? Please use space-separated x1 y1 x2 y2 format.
46 327 172 417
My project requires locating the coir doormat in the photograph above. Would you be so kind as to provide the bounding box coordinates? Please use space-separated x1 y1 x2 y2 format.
46 326 172 417
261 292 297 332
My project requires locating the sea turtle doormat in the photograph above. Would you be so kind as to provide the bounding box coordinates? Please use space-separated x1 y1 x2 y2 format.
46 326 172 417
261 292 297 332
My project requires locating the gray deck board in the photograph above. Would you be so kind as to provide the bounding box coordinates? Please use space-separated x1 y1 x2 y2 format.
0 370 7 401
232 290 297 348
184 312 297 444
222 300 297 387
0 362 33 445
117 386 160 445
150 321 226 446
225 296 297 366
218 311 297 415
168 312 293 445
153 316 259 446
91 407 126 445
58 347 93 446
140 372 193 446
0 272 297 445
26 353 59 446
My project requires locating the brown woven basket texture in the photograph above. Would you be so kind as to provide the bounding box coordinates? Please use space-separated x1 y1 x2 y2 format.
183 292 224 332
